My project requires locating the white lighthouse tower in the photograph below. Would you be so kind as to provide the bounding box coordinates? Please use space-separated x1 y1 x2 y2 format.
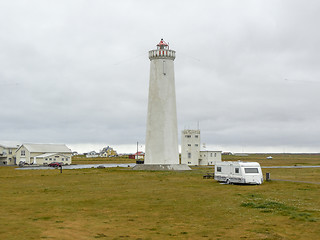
134 39 190 170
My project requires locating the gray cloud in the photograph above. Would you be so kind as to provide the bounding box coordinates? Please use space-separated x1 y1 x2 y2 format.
1 0 319 153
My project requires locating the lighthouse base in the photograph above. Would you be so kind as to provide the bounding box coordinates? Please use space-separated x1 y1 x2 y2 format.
132 164 191 171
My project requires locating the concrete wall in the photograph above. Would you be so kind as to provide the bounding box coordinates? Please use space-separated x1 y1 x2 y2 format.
199 151 222 165
145 54 179 164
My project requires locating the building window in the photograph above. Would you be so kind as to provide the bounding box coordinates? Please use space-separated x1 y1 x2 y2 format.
66 158 69 161
185 135 191 138
55 156 60 158
195 144 198 147
49 158 52 161
195 135 198 138
235 168 239 173
188 162 191 164
187 144 191 146
214 153 217 157
210 153 213 157
217 167 221 172
9 149 12 154
188 153 191 158
62 158 64 161
245 168 259 173
45 158 48 161
21 150 25 156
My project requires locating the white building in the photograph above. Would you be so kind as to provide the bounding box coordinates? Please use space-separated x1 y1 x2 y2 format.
199 150 222 165
181 129 222 166
181 130 200 165
15 143 72 165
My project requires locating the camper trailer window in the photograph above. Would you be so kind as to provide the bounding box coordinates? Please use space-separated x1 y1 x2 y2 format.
244 168 259 173
235 168 239 173
217 167 221 172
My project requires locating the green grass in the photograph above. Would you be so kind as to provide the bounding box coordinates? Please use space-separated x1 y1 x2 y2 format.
1 155 320 239
223 153 320 166
72 155 136 164
241 193 317 222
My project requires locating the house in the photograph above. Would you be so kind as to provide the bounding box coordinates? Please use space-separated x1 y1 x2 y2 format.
86 151 99 158
181 129 222 166
128 152 145 160
15 143 72 165
0 144 20 165
100 146 118 157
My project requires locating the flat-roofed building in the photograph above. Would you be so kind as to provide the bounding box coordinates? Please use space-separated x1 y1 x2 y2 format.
181 130 222 166
181 129 201 165
199 150 222 165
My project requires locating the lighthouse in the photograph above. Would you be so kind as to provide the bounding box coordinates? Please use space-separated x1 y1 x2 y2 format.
134 39 190 170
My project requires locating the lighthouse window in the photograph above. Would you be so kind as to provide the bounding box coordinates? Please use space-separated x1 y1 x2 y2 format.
163 61 166 75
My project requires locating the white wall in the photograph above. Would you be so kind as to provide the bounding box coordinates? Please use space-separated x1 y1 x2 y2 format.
145 55 179 164
181 130 201 165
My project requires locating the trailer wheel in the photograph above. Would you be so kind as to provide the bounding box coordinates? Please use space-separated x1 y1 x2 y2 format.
226 179 231 184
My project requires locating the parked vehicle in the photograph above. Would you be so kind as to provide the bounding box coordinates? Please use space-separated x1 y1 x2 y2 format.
18 161 26 167
214 161 263 185
48 162 62 167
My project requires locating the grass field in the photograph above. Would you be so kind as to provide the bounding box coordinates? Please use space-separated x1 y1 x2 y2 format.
71 156 135 165
1 154 320 240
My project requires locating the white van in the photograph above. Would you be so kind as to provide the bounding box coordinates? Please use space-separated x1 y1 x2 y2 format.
214 161 263 185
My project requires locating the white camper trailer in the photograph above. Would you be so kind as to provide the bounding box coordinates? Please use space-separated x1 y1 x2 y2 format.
214 161 263 185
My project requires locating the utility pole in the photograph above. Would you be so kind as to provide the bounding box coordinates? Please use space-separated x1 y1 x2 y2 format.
136 141 139 160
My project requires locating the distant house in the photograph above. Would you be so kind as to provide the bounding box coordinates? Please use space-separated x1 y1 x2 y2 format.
15 143 72 165
100 146 118 157
72 151 78 156
222 152 233 155
0 144 20 165
128 152 145 160
86 151 99 158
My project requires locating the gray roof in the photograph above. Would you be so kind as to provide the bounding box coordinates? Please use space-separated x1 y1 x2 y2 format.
35 153 69 158
21 144 71 153
0 143 20 149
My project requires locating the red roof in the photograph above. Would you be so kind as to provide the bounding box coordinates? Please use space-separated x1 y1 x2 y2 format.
157 38 168 47
135 151 145 155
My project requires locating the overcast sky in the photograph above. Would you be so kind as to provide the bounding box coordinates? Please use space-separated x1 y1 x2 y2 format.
1 0 319 153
